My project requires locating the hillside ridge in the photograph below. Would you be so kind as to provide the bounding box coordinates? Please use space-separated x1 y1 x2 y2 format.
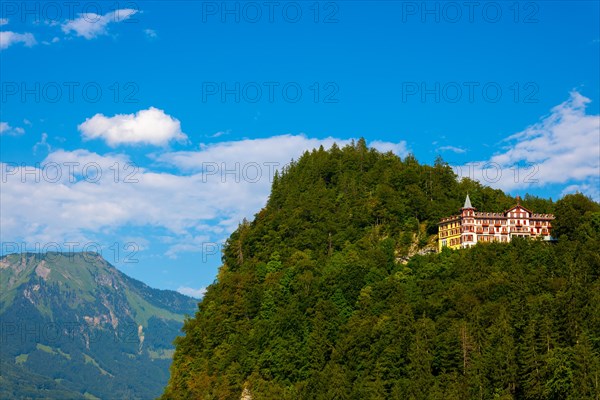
161 141 600 400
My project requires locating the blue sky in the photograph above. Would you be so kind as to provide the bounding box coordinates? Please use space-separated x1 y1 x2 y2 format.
1 1 599 296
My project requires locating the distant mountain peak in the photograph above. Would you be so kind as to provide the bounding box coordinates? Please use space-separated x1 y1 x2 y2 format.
0 251 199 399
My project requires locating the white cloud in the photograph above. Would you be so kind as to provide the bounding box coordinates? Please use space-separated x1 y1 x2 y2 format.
33 133 51 154
61 9 138 39
210 130 229 138
144 28 157 38
438 145 466 154
177 286 206 299
0 135 410 258
156 134 409 172
370 140 409 156
78 107 188 147
455 91 599 200
561 183 599 202
43 37 60 45
0 31 36 49
0 18 8 26
0 122 25 135
122 236 149 252
164 234 212 259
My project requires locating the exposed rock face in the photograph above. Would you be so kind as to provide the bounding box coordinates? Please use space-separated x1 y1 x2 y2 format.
240 386 253 400
396 226 437 264
138 324 145 353
35 260 51 280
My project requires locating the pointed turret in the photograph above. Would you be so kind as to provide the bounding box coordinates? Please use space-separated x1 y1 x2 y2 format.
462 194 473 209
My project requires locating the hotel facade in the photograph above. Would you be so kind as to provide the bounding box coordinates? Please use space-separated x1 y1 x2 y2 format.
438 195 555 252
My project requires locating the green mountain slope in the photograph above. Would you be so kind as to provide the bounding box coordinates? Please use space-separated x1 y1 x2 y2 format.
162 141 600 399
0 252 198 399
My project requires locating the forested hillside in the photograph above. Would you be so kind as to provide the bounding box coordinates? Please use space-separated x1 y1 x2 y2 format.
162 140 600 399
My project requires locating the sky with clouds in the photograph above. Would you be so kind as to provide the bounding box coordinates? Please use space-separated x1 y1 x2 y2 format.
1 1 598 296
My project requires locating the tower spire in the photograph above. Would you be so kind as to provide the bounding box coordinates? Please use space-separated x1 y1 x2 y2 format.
463 193 473 209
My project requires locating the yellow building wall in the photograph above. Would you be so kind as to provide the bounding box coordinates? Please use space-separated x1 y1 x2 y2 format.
438 221 462 252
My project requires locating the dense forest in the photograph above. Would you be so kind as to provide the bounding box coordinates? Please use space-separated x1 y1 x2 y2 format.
162 140 600 399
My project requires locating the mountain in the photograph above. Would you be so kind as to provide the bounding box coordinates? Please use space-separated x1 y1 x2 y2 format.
162 141 600 399
0 252 198 399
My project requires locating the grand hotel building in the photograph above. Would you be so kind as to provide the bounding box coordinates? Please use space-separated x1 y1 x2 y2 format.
438 195 555 252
